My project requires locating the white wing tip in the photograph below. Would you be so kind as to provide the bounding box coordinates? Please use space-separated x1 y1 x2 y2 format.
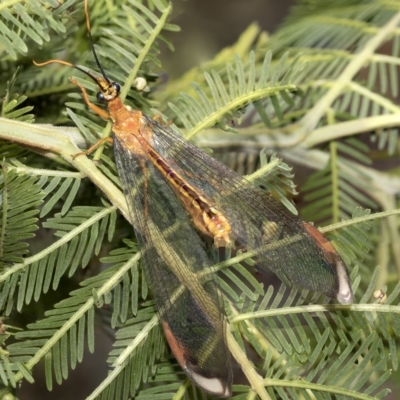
337 287 353 304
336 260 353 304
190 371 232 398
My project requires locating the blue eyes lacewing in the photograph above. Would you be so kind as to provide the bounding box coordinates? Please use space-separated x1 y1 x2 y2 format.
34 0 353 397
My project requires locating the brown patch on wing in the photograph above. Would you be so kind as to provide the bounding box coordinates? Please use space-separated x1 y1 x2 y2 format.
162 321 189 369
303 222 337 263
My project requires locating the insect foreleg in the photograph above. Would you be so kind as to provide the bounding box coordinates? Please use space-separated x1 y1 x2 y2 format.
70 77 110 119
68 77 114 159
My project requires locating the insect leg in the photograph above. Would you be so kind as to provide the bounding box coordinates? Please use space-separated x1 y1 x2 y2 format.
72 137 113 159
68 77 113 159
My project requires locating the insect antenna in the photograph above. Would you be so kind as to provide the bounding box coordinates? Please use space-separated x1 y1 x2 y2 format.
34 0 111 87
32 59 101 86
33 0 114 88
84 0 110 83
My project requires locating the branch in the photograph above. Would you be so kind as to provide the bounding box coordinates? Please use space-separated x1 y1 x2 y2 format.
299 11 400 135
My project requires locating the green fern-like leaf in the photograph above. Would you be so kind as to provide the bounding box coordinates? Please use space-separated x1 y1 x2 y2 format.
169 51 302 139
0 166 44 268
0 0 72 60
9 243 140 390
1 70 34 124
0 1 399 399
228 265 397 399
302 138 377 224
93 304 166 400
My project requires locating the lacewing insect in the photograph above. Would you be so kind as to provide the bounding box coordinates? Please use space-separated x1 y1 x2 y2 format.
35 1 353 397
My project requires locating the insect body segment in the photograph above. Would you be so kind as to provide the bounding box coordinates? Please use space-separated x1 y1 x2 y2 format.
147 147 232 246
97 81 233 246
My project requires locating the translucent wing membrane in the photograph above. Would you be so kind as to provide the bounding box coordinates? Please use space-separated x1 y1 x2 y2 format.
141 116 353 304
113 137 232 398
112 113 352 396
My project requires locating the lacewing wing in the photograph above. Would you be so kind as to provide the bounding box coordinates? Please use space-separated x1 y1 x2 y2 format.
110 111 353 398
34 1 353 397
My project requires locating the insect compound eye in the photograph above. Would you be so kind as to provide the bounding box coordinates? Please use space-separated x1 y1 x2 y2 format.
97 92 105 102
112 82 121 94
